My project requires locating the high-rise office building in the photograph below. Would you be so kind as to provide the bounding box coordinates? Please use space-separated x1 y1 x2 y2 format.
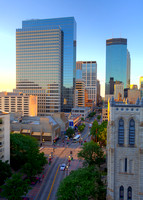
16 17 76 115
140 77 143 98
76 61 97 104
140 77 143 89
105 38 130 96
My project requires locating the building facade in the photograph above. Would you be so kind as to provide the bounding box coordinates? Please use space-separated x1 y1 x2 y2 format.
97 80 101 104
105 38 130 96
75 80 85 107
128 89 140 104
114 82 124 100
107 97 143 200
0 111 10 163
0 92 37 116
140 77 143 98
11 116 61 143
16 17 76 114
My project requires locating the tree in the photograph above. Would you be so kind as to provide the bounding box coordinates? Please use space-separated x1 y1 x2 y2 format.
90 120 99 140
66 127 75 138
88 112 96 118
90 120 107 146
1 173 30 200
22 152 47 177
78 141 104 167
97 115 101 120
10 133 47 176
78 123 85 132
57 166 106 200
0 160 12 186
98 121 108 146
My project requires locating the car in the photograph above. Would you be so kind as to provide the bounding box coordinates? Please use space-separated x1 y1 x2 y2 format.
60 163 66 171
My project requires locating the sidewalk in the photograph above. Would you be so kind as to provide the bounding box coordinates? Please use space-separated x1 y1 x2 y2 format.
25 155 57 200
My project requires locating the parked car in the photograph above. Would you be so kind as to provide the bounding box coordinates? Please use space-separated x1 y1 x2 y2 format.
60 163 66 171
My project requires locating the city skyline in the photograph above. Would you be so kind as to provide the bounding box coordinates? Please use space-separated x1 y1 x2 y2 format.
1 0 143 96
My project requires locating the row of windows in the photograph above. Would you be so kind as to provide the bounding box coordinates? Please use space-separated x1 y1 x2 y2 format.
116 108 139 111
118 119 135 145
120 186 132 200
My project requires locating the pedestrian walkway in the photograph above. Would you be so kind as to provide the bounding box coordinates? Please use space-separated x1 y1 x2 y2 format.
25 155 57 200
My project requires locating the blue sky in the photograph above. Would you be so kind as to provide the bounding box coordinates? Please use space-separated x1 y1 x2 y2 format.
0 0 143 96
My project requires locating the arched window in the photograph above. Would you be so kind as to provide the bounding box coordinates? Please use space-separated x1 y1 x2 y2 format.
129 119 135 145
118 119 124 145
127 187 132 200
119 185 124 200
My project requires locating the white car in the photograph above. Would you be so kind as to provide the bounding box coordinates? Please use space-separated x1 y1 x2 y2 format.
60 163 66 171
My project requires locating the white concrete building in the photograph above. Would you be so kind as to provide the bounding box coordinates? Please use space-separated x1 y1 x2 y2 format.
71 107 91 119
0 92 37 116
107 97 143 200
0 111 10 163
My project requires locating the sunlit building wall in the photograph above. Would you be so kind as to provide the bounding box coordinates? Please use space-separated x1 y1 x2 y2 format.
140 77 143 89
16 17 76 114
128 89 140 104
140 77 143 98
75 80 85 107
0 92 37 116
114 82 124 100
82 61 97 104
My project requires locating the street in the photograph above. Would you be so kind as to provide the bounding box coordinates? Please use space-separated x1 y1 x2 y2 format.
26 121 92 200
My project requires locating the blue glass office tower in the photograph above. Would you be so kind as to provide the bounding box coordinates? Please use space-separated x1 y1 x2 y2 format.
16 17 76 114
105 38 130 95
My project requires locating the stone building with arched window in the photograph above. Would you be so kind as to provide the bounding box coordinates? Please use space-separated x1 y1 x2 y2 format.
107 97 143 200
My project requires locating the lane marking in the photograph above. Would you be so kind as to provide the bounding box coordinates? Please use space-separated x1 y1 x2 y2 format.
47 165 59 200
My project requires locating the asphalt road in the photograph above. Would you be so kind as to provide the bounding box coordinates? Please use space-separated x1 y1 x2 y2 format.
35 122 91 200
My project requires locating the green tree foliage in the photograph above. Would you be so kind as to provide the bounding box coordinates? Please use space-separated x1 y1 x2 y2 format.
66 127 75 138
78 123 85 132
88 112 96 118
10 133 47 176
0 160 12 186
1 173 30 200
90 120 107 146
78 141 104 167
57 166 106 200
90 120 98 137
97 115 101 120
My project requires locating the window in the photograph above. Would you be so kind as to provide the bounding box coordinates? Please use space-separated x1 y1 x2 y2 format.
127 187 132 200
125 158 127 172
129 160 133 174
119 185 124 200
129 119 135 145
118 119 124 145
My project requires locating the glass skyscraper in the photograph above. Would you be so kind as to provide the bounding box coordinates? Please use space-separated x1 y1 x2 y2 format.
105 38 130 95
16 17 76 114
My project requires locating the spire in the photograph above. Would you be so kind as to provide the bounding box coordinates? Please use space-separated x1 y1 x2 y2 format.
136 97 140 105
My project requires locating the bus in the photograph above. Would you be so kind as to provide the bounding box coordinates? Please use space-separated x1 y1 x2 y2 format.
73 134 81 143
